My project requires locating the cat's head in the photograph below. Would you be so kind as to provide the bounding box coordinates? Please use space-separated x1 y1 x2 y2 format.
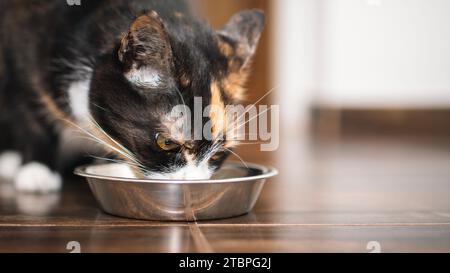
89 9 264 179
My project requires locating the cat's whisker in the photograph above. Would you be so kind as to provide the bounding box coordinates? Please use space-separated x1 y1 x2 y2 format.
90 155 148 173
223 147 249 169
174 86 187 110
232 142 267 145
86 122 150 174
88 117 135 155
91 102 110 113
225 105 274 138
243 84 279 112
229 133 260 140
89 155 149 173
60 118 149 173
87 117 146 167
227 84 279 132
216 85 280 144
89 155 143 168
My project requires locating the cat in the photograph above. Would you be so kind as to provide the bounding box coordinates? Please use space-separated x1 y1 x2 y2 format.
0 0 264 192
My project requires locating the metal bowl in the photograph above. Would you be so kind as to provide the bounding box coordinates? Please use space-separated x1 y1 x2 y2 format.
74 162 277 221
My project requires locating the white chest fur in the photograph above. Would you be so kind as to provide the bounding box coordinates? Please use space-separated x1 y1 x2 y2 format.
67 79 91 124
62 79 102 156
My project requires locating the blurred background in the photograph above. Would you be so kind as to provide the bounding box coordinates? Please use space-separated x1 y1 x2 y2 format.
191 0 450 224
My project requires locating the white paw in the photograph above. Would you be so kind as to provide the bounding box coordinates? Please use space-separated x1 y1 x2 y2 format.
14 162 62 193
0 151 23 180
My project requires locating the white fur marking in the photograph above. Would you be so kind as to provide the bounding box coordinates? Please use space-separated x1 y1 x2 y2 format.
145 152 213 180
109 164 138 179
0 151 23 180
168 163 213 180
146 165 213 180
14 162 62 193
68 79 91 124
126 67 161 88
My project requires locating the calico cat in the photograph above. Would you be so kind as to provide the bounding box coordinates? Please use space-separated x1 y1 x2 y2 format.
0 0 264 192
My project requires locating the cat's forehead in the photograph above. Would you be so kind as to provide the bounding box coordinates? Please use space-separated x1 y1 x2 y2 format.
171 37 227 87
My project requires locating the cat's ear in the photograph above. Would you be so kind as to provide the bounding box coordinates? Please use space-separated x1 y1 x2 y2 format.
217 9 265 72
118 11 172 88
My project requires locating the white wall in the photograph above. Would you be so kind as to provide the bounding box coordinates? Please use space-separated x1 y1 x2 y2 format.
274 0 450 109
272 0 320 126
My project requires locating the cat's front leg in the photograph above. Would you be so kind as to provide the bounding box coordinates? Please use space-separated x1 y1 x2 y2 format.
14 161 62 193
0 151 61 193
1 125 62 193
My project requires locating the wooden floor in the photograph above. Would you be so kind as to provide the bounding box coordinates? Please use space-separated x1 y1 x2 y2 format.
1 134 450 252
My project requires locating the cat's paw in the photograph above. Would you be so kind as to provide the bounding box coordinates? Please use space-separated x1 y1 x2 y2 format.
14 162 62 193
0 151 23 180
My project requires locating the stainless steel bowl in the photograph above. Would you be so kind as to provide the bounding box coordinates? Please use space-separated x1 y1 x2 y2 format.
74 162 277 221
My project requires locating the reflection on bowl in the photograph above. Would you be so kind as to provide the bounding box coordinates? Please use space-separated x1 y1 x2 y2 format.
74 162 277 221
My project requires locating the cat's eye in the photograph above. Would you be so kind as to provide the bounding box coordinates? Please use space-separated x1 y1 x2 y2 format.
156 133 180 151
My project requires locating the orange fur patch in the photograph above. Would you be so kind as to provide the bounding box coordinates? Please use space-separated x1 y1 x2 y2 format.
209 81 227 139
221 72 249 102
130 11 160 32
118 11 170 67
38 92 69 122
174 11 184 18
179 73 190 87
218 40 234 59
30 75 70 125
217 40 251 102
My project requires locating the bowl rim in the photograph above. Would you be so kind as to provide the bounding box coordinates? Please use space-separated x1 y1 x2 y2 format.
74 161 278 184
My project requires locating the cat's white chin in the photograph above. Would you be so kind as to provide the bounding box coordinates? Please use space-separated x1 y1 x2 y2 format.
145 165 213 180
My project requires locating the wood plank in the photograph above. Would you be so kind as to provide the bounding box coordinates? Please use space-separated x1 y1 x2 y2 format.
199 225 450 253
1 226 449 253
0 226 195 253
